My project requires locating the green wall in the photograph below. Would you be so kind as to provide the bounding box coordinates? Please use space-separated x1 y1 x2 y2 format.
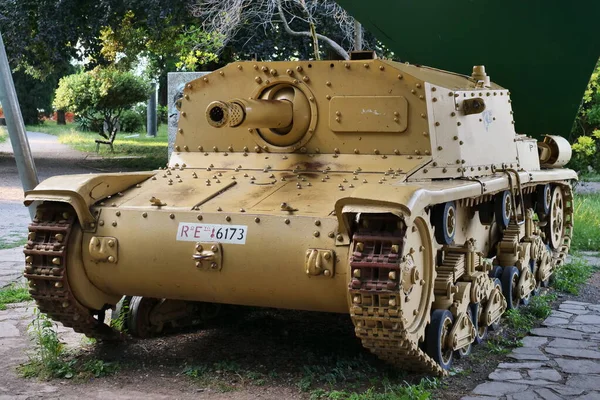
336 0 600 137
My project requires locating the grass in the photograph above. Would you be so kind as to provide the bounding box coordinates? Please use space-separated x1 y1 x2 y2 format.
0 126 7 143
0 284 31 310
25 121 168 170
309 378 439 400
0 236 28 250
553 257 595 294
182 360 267 392
484 292 556 354
578 172 600 183
572 193 600 251
19 310 119 380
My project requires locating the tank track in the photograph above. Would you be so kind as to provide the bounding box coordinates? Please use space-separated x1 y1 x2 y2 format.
348 183 573 375
348 224 444 376
23 205 122 341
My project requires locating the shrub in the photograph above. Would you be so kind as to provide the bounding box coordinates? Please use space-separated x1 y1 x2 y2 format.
119 109 145 133
53 68 149 140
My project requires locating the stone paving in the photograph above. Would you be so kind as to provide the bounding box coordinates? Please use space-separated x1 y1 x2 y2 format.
0 247 25 288
463 300 600 400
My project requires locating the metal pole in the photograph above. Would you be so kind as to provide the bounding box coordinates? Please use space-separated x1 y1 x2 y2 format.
146 82 157 137
0 31 38 219
353 20 363 51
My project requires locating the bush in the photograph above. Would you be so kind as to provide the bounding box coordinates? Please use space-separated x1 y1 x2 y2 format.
158 105 168 125
54 68 149 139
119 109 145 133
571 59 600 172
74 115 103 133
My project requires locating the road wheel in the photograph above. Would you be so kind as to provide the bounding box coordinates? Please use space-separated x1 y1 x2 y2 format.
426 309 454 370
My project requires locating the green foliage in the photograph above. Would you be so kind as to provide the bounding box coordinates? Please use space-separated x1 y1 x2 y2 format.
0 236 28 250
571 59 600 172
119 110 145 133
158 105 168 125
297 357 378 392
19 310 74 379
19 310 119 380
0 285 31 310
309 378 438 400
53 68 149 139
553 257 594 295
0 127 6 144
572 194 600 251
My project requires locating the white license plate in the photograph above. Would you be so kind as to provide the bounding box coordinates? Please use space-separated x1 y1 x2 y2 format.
176 223 248 244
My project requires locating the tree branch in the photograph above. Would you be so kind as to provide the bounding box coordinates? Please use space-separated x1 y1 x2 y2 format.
276 0 349 60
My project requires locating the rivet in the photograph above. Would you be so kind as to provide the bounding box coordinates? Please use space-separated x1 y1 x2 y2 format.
285 219 290 225
169 214 175 219
435 122 440 126
363 63 369 68
178 128 183 134
296 66 303 72
336 235 343 242
326 95 331 100
217 207 222 212
437 146 443 151
255 217 260 223
112 221 117 227
99 220 105 226
226 216 231 222
457 122 462 126
315 220 321 226
326 81 331 86
313 231 320 237
116 211 121 217
203 77 208 82
197 215 203 221
302 76 310 82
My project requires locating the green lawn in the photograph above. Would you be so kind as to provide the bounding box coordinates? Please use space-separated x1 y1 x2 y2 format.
25 121 168 169
572 193 600 252
0 126 7 143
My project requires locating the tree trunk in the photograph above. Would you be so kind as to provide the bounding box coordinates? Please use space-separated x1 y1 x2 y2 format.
56 110 66 125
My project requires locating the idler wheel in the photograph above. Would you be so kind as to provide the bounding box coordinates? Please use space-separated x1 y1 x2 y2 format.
128 296 164 338
426 309 454 370
495 191 512 229
471 302 488 344
432 201 456 245
501 266 521 310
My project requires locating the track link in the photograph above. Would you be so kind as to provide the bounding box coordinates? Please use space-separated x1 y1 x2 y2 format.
348 221 444 376
23 205 122 341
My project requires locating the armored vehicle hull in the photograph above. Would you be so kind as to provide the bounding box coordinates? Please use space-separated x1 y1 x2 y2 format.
24 57 576 375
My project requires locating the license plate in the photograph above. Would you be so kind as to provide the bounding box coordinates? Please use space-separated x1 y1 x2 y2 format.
176 223 248 244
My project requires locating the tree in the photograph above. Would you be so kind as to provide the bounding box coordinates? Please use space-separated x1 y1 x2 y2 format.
53 68 149 139
191 0 358 60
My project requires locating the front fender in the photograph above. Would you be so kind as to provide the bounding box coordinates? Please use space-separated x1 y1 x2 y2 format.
24 172 154 229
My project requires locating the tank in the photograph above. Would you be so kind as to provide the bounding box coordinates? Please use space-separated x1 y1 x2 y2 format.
22 55 576 375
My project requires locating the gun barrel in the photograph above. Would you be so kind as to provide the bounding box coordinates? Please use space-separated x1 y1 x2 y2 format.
206 99 293 129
